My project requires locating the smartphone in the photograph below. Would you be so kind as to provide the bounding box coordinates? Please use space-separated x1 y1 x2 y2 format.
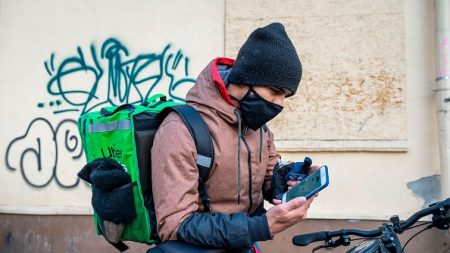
282 165 329 203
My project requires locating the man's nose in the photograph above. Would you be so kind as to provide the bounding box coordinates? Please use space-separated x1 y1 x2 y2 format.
274 97 285 107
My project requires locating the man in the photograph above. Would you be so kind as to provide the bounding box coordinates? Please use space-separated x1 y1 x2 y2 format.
151 22 316 252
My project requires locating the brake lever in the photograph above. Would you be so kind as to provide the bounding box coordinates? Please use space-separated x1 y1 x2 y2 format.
311 234 352 253
310 239 340 252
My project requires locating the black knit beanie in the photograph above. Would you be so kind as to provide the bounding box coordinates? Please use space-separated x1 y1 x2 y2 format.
228 22 302 96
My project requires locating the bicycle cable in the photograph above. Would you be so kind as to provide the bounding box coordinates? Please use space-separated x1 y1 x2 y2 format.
401 224 434 252
347 221 433 250
312 237 369 253
404 221 432 230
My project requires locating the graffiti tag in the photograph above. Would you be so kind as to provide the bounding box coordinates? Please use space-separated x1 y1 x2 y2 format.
6 38 196 188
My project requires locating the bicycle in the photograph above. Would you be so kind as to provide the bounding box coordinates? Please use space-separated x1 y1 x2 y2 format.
292 198 450 253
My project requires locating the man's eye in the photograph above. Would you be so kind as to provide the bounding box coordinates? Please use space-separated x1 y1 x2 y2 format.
271 88 284 95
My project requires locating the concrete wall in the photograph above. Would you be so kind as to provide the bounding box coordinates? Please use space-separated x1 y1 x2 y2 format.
0 0 442 220
226 0 443 221
227 0 408 151
307 0 441 219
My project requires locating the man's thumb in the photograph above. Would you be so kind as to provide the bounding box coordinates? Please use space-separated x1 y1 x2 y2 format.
287 197 307 210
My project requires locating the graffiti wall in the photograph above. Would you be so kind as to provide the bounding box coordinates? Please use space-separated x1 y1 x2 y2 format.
0 0 224 214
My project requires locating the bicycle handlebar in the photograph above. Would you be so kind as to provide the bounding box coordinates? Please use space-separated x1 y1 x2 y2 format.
292 231 328 246
292 198 450 247
400 198 450 229
293 229 382 246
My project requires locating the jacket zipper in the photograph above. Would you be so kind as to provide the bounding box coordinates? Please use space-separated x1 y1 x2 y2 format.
241 135 253 213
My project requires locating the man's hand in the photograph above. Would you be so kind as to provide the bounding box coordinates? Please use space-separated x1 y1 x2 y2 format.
284 157 312 181
286 165 321 189
271 158 315 203
266 196 315 235
281 165 321 201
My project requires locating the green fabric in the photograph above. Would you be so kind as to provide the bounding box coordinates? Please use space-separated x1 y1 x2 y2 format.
78 95 182 244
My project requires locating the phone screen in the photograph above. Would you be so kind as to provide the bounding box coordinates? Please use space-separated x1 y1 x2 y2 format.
284 166 328 202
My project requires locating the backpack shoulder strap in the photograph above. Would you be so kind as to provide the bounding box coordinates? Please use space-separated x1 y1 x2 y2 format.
162 104 214 212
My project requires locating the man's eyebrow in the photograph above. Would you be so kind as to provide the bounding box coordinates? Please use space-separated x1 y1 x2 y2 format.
272 87 291 95
272 87 285 92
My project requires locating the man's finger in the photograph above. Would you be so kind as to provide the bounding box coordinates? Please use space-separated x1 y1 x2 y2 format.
272 199 282 205
287 180 299 187
285 197 307 211
304 196 315 207
308 165 320 174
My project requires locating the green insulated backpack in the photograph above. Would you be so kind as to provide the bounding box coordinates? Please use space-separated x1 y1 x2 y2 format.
77 94 214 252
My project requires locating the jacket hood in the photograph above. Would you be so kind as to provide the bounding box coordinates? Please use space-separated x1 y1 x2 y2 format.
186 58 238 125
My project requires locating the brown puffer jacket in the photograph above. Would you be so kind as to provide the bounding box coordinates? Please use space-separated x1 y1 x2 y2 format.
151 57 280 242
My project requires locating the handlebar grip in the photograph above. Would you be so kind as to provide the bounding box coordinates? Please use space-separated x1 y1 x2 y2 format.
292 231 328 246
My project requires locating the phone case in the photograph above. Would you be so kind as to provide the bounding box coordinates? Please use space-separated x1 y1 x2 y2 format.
282 165 329 203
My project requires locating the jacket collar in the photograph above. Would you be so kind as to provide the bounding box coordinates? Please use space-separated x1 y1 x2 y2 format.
186 58 240 125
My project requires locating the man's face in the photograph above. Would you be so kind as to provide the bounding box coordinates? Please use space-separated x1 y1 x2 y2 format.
252 86 290 107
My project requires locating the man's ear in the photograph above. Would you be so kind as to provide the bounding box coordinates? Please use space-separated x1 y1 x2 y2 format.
227 83 246 97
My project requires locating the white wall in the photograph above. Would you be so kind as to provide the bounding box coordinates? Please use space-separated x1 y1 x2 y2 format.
0 0 224 214
277 0 440 220
226 0 408 152
0 0 444 220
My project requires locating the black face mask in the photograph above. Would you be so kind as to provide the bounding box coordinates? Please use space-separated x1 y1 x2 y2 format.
237 87 284 130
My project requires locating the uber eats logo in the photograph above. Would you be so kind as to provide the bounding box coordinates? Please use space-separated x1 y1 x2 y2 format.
101 146 123 158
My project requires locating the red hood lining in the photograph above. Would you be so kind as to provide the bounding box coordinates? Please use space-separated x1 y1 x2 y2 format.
211 57 235 106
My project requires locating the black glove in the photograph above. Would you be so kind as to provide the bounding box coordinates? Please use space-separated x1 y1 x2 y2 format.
271 157 312 200
78 158 136 224
284 157 312 182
